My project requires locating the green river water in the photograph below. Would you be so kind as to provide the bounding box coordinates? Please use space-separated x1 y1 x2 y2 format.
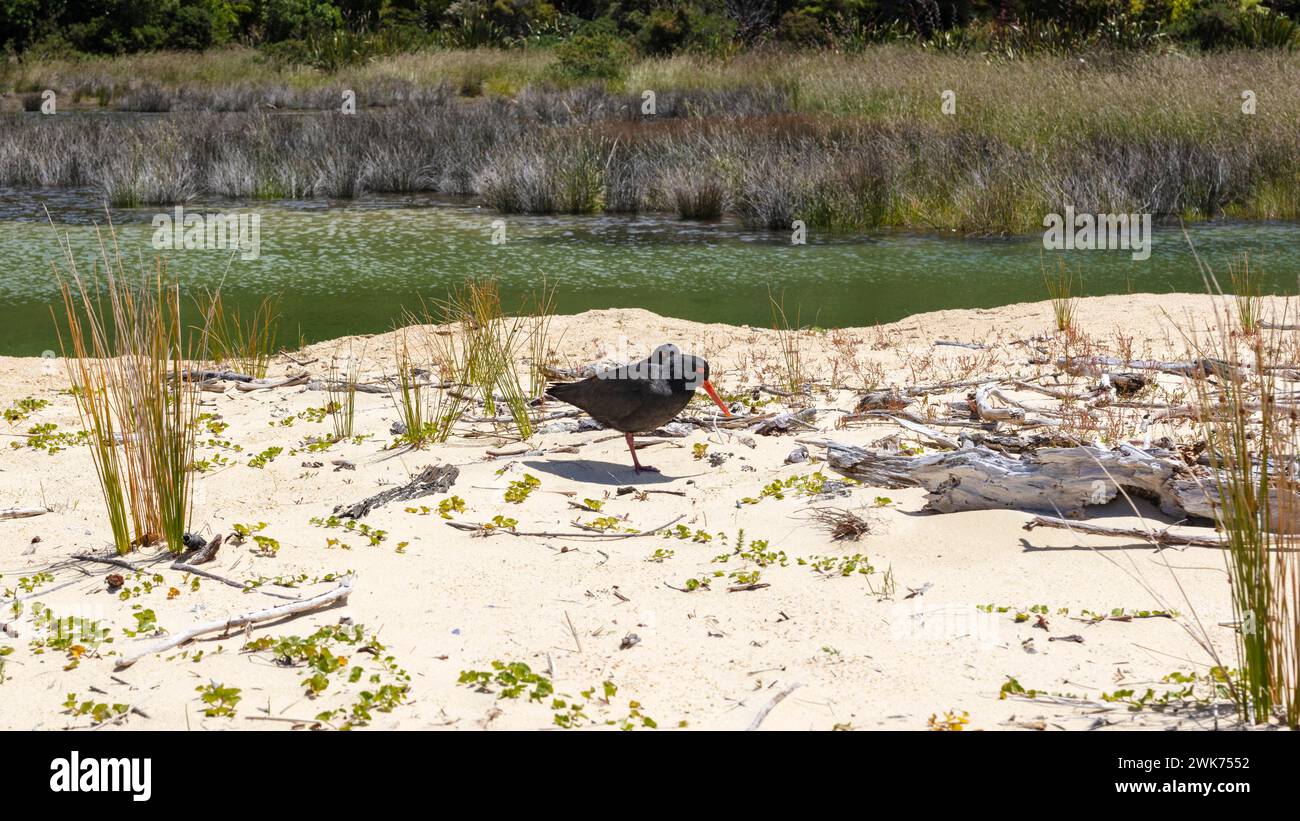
1 188 1298 356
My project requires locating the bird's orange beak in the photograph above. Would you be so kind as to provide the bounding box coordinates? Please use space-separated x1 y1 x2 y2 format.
701 379 731 417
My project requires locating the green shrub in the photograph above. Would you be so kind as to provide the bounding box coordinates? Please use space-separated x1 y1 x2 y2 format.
552 19 633 81
777 10 831 47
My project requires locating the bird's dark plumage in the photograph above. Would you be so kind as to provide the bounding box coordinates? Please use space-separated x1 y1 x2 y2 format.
546 344 730 472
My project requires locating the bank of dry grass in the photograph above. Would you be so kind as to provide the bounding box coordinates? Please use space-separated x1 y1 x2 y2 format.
4 46 1299 233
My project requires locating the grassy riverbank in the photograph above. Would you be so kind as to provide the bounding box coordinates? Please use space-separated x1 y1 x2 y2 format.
3 46 1299 233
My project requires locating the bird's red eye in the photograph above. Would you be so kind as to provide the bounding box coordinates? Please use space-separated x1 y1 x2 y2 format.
696 366 705 373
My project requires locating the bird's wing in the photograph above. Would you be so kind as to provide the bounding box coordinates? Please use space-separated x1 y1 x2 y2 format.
546 376 663 427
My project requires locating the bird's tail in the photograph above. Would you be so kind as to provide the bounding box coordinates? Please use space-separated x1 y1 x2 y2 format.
544 381 578 403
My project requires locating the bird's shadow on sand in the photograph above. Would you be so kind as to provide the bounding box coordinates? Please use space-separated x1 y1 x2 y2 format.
523 459 679 486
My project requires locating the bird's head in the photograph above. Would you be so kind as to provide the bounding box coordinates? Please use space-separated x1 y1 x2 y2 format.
651 344 730 416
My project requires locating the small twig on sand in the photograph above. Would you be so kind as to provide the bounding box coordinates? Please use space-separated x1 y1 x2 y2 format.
171 561 300 600
446 514 686 540
114 575 355 670
73 552 145 572
564 610 582 653
746 682 803 731
4 577 81 605
244 715 328 728
616 486 688 497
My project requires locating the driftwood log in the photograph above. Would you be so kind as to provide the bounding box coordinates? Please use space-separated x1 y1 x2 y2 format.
334 464 459 519
115 574 354 669
824 442 1221 522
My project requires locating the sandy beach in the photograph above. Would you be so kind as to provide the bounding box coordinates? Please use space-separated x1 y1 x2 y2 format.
0 294 1256 731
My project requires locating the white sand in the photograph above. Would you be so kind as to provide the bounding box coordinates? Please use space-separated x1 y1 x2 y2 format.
0 294 1257 730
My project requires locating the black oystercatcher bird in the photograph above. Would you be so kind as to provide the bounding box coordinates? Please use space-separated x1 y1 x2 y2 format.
546 344 731 472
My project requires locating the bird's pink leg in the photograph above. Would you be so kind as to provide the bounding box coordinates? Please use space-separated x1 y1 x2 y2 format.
625 432 659 473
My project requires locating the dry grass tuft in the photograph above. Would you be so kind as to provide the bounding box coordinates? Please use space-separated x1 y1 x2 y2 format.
53 225 200 554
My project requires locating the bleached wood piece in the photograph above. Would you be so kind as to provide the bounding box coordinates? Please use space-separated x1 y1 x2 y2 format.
234 374 309 392
1050 355 1244 380
1023 514 1226 548
114 574 354 670
0 507 49 520
824 442 1211 519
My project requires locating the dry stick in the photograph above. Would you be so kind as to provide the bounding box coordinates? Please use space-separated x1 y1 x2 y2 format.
184 369 256 383
745 682 803 731
1024 515 1227 549
445 514 686 540
934 339 990 350
308 379 391 395
887 415 960 449
564 610 582 653
4 577 81 605
73 553 145 572
171 561 300 601
972 383 1059 427
114 574 355 670
850 409 985 429
0 507 50 520
616 486 687 497
903 376 1024 396
244 715 327 727
234 374 310 392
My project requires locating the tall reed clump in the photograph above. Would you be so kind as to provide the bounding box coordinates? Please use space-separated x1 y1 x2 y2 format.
768 287 807 398
327 347 359 441
1229 253 1262 334
54 230 200 555
525 282 557 403
199 292 280 378
392 329 434 448
432 278 554 440
1043 258 1079 332
1190 296 1300 728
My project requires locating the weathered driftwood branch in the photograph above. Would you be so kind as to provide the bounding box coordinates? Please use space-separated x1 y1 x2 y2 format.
235 374 310 392
902 376 1025 397
823 442 1218 522
751 408 818 435
851 408 985 429
185 369 255 383
681 412 770 430
888 415 960 449
0 506 50 520
1047 355 1243 380
961 431 1083 453
854 390 908 412
334 464 459 519
1023 514 1226 548
307 379 393 395
972 384 1057 428
114 574 355 670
